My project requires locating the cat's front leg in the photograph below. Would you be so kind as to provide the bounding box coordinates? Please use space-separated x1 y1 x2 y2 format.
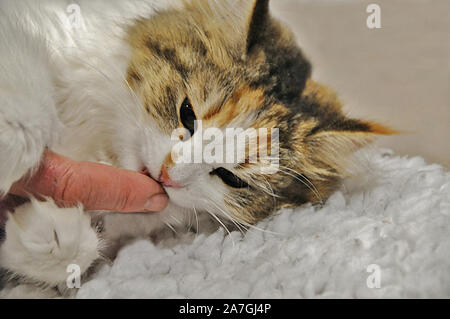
0 16 62 193
0 200 100 287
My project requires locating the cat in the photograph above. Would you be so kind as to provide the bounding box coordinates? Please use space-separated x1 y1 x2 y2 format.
0 0 393 294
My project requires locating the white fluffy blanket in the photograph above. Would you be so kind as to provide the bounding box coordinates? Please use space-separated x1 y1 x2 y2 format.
75 149 450 298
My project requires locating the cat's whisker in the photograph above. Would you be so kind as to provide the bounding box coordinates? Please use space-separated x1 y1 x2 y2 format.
260 175 278 211
277 167 322 204
200 198 241 230
207 198 281 236
256 175 279 199
277 165 324 205
202 197 249 237
236 164 280 199
187 206 193 229
193 204 200 235
204 208 235 247
164 222 178 235
207 200 247 236
170 215 182 225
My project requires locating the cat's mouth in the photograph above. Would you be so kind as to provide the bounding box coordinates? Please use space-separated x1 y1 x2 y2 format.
139 166 195 209
140 166 182 190
140 167 152 179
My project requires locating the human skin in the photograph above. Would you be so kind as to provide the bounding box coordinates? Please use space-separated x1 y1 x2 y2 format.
7 149 168 213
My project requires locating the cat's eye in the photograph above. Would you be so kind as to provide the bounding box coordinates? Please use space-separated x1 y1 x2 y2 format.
210 167 249 189
180 97 196 137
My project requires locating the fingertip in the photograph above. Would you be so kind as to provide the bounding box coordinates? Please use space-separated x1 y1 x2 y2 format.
143 193 169 212
131 169 163 190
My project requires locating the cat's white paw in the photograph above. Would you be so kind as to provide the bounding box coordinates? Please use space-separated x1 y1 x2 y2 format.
0 199 99 286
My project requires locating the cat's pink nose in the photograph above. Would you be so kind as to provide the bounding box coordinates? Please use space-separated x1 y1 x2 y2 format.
158 165 181 188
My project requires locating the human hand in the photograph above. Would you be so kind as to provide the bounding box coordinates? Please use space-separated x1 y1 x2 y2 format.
8 149 168 212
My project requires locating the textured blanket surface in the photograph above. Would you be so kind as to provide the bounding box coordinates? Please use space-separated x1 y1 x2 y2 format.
75 149 449 298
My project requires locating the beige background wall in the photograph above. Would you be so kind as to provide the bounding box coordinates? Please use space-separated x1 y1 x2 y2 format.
271 0 449 167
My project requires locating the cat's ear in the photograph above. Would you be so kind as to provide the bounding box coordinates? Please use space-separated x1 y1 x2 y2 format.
301 79 396 168
303 118 396 175
245 0 270 54
306 118 396 150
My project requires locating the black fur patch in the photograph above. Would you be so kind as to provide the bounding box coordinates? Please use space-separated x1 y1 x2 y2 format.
248 19 311 107
246 0 270 54
128 70 142 83
146 40 190 78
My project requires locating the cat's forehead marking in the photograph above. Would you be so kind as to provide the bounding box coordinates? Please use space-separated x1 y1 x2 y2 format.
202 85 266 128
145 40 191 79
127 70 142 87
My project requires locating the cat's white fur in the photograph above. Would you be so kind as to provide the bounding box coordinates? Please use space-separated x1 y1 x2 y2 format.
0 0 234 290
0 200 98 286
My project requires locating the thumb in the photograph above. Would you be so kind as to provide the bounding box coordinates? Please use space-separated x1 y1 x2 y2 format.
10 150 168 212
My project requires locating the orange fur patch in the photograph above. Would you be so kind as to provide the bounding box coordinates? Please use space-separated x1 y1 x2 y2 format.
202 86 265 127
367 122 398 135
163 152 175 169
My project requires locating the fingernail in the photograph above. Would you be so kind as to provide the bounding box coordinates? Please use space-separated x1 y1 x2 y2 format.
143 193 168 212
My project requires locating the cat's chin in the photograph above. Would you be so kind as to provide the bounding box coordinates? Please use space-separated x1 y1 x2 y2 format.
164 186 199 210
164 187 192 208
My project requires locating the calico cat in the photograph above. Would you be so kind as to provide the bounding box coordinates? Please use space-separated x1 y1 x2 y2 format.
0 0 392 292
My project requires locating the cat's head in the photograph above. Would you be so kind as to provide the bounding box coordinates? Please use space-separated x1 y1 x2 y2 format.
119 0 393 224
